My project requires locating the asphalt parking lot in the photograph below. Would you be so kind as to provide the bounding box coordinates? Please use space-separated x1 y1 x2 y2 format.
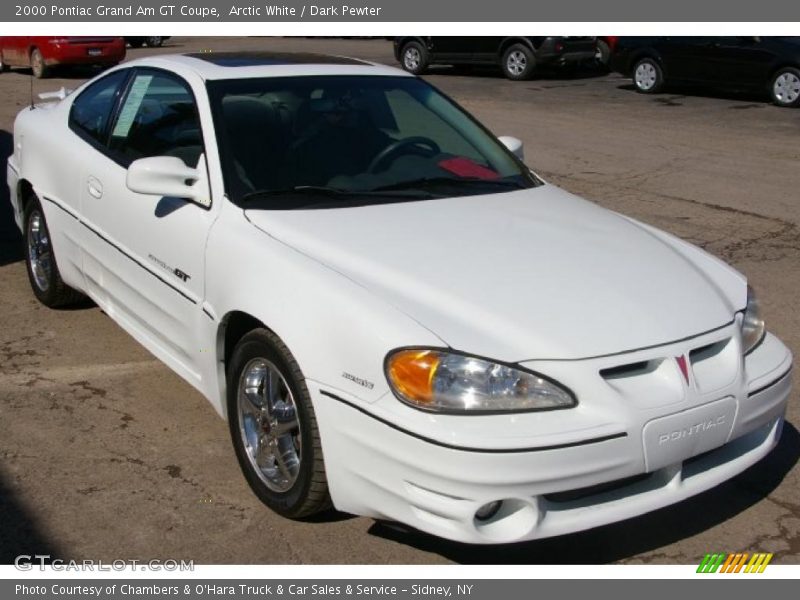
0 36 798 565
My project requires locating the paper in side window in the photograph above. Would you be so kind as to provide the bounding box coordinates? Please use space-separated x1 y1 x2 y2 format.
112 75 154 138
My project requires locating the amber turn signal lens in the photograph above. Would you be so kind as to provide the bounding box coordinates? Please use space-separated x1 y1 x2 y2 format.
387 349 440 405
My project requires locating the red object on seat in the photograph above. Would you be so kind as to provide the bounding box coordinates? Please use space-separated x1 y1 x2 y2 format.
438 157 500 180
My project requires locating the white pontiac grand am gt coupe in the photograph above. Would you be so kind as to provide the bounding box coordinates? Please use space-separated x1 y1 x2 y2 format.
7 51 792 544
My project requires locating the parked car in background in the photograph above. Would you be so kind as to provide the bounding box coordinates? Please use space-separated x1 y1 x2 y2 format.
0 36 125 78
611 36 800 107
125 37 170 48
394 37 597 80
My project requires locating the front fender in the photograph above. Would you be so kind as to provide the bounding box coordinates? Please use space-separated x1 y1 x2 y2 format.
203 205 444 416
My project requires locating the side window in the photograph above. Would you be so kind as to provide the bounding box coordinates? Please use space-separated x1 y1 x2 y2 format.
108 71 203 167
69 70 129 146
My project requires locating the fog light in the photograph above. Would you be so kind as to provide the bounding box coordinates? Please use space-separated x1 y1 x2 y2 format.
475 501 502 521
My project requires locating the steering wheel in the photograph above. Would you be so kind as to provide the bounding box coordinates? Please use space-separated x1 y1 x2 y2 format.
368 136 441 173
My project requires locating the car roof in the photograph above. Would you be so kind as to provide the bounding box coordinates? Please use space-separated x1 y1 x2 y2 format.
122 51 412 81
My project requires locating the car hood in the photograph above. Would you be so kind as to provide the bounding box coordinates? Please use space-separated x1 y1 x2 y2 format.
245 185 744 361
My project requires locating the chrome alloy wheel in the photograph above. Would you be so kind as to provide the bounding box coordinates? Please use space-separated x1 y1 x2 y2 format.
237 358 301 493
634 62 658 90
506 51 527 77
403 46 421 71
27 210 52 292
773 72 800 105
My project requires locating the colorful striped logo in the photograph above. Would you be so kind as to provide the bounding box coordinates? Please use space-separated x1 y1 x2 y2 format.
697 552 773 573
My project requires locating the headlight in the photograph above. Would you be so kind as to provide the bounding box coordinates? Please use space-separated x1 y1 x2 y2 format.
385 348 576 413
741 285 766 354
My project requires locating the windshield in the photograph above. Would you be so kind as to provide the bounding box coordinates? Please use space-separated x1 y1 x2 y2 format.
207 75 538 208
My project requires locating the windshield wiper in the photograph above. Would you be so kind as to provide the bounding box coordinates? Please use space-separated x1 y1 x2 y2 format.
369 177 526 193
241 185 435 204
242 186 351 203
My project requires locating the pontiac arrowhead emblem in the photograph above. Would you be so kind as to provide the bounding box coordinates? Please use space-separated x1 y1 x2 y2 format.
675 355 690 385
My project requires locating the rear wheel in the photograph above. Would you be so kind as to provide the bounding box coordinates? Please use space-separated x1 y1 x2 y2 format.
770 67 800 107
227 328 331 518
400 41 428 75
502 44 535 80
632 57 663 94
30 48 49 79
145 37 165 48
24 195 84 307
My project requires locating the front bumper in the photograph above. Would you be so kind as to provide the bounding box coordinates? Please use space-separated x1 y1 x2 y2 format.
311 329 792 544
609 49 634 76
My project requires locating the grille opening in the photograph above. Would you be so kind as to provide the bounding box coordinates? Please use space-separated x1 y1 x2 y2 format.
683 447 716 469
600 357 681 409
600 360 656 380
689 337 736 393
690 339 729 364
543 473 653 504
682 421 772 480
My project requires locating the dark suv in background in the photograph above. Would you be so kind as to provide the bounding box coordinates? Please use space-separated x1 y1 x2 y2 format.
394 37 597 80
611 36 800 107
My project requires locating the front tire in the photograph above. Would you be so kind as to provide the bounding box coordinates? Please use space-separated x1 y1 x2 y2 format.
227 328 331 518
145 37 165 47
30 48 50 79
400 41 428 75
502 44 535 80
770 67 800 107
24 196 84 307
632 57 664 93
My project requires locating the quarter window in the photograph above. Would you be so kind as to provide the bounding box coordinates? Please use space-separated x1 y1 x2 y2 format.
108 71 203 167
69 70 128 145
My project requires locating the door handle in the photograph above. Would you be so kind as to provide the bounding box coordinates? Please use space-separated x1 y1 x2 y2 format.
87 176 103 199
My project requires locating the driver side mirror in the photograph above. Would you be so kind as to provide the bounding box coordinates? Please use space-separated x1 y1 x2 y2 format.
126 155 211 208
498 136 524 161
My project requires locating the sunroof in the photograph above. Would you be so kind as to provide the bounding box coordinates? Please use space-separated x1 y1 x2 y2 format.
185 51 370 67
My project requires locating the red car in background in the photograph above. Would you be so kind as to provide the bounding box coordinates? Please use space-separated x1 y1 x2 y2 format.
0 36 125 78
